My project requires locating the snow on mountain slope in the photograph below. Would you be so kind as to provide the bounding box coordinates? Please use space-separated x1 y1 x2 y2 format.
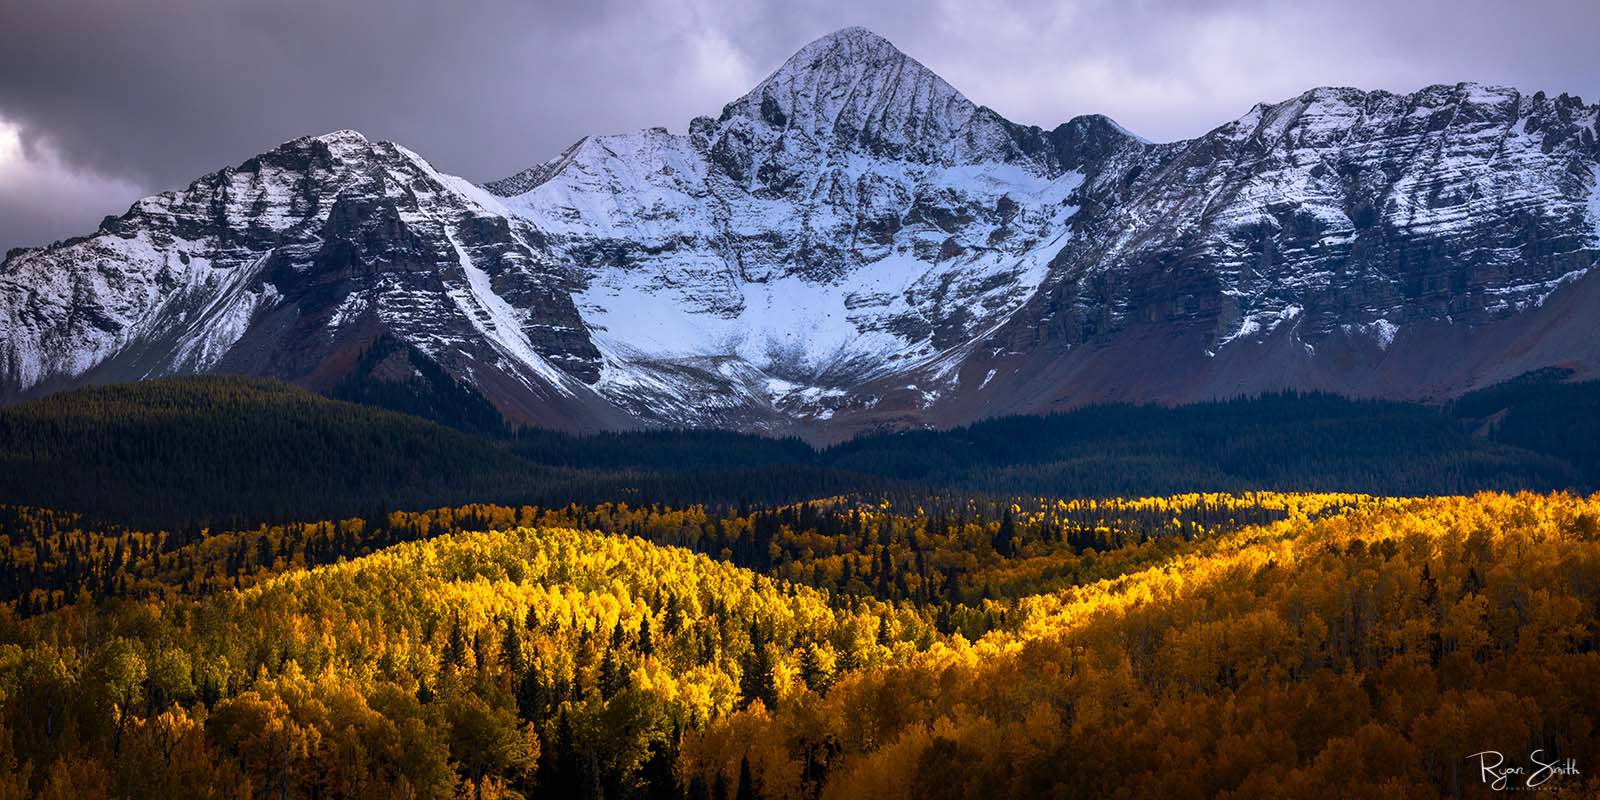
1589 161 1600 243
961 82 1600 421
1035 82 1600 347
0 131 376 391
486 27 1098 425
549 158 1086 418
0 130 606 420
711 26 1042 172
1 28 1597 438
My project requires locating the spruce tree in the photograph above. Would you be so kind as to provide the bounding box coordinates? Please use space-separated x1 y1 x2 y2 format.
798 644 832 695
993 508 1018 557
501 617 523 670
735 755 759 800
639 615 655 656
444 615 468 667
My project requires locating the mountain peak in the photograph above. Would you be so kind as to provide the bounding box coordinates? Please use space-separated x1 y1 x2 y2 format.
283 129 376 156
311 129 370 144
12 25 1599 439
794 26 901 57
708 25 1035 168
745 25 949 108
241 129 379 168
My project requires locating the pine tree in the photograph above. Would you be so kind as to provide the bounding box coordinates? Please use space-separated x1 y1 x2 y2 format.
836 642 860 674
444 615 468 667
686 775 711 800
599 648 627 699
639 615 655 656
664 595 683 634
515 666 544 723
993 508 1018 557
540 709 583 798
502 617 523 671
798 644 832 695
642 733 681 800
735 755 759 800
739 634 777 710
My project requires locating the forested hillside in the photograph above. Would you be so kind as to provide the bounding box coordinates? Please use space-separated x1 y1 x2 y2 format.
2 375 1597 528
2 492 1597 797
0 377 877 526
683 493 1600 798
0 377 542 525
824 392 1587 496
4 376 1596 797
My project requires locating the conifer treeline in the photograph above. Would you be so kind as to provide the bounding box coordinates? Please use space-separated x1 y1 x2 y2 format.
2 375 1596 529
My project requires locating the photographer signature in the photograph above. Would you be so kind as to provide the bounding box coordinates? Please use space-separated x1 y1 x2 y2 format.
1468 750 1580 791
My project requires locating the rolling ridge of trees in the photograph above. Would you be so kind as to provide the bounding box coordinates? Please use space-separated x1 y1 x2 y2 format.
0 507 940 798
0 377 883 528
1450 367 1600 484
0 493 1335 630
2 492 1598 797
2 373 1598 796
683 492 1600 799
2 374 1597 529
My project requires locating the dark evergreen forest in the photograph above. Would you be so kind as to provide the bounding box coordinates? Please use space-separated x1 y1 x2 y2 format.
0 371 1595 528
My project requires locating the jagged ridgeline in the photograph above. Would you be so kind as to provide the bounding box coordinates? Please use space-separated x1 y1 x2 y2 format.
1 493 1597 797
3 27 1596 440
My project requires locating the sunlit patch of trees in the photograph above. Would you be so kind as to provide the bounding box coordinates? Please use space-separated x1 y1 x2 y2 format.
1 492 1597 798
682 493 1600 799
1 522 927 798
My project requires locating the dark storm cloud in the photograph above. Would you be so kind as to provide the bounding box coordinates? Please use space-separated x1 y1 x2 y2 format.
2 0 1596 252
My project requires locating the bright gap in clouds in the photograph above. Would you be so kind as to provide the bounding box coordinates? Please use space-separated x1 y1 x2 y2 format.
0 120 21 170
0 117 149 254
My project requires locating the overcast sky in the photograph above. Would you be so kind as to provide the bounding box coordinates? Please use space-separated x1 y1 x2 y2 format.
1 0 1596 254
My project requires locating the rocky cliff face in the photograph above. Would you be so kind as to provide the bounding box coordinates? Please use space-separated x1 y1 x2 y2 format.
0 130 631 428
1036 83 1599 342
3 28 1598 438
947 82 1600 425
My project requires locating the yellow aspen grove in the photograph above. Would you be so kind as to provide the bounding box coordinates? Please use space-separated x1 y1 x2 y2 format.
0 492 1597 797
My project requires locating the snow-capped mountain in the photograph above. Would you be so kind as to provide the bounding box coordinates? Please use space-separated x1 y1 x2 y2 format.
959 81 1600 423
3 27 1598 439
0 129 632 429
